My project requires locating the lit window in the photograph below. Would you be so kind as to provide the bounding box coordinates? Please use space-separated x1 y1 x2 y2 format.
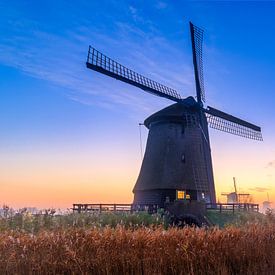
186 194 190 199
177 190 185 200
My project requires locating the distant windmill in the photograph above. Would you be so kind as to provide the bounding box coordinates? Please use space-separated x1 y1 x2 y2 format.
86 22 262 206
263 192 272 211
221 177 251 204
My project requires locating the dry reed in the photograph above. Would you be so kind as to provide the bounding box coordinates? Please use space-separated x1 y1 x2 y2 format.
0 224 274 274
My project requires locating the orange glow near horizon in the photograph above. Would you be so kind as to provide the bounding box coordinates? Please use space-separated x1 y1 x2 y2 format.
0 149 138 209
0 140 274 210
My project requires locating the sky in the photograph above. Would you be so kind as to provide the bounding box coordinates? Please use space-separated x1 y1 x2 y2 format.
1 0 275 209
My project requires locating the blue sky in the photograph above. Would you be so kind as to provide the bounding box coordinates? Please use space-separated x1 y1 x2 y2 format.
1 1 275 207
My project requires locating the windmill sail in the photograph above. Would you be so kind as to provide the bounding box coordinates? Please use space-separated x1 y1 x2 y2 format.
205 106 263 140
190 22 205 103
86 46 182 102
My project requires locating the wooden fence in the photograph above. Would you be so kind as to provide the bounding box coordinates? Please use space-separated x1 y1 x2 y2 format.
206 203 259 213
72 202 259 214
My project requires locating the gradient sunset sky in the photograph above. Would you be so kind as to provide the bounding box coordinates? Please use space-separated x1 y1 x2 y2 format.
1 1 275 209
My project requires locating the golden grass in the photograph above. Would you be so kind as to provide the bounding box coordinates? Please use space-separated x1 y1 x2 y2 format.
0 224 275 274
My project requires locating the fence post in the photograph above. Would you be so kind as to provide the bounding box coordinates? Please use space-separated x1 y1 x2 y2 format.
78 204 81 214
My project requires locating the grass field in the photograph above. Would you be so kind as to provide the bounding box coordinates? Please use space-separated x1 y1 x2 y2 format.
0 207 274 274
0 206 166 233
206 210 270 227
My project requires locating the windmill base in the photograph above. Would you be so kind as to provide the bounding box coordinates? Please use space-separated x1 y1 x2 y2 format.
133 189 200 208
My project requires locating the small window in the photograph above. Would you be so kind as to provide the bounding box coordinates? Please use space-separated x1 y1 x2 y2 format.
181 154 185 163
177 190 185 200
186 194 190 200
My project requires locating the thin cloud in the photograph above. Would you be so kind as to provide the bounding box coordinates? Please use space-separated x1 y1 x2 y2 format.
129 6 139 22
0 6 196 118
249 187 271 193
266 160 275 168
155 1 168 10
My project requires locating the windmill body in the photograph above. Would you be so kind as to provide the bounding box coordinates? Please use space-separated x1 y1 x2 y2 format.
133 97 216 206
86 22 262 206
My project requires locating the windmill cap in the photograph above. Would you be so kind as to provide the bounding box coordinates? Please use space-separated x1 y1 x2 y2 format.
144 96 199 128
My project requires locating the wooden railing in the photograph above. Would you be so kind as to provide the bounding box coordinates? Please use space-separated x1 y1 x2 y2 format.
206 203 259 213
72 202 259 214
72 203 159 214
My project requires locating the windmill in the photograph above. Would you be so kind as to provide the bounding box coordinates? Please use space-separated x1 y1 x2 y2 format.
86 22 262 207
221 177 251 203
263 193 272 211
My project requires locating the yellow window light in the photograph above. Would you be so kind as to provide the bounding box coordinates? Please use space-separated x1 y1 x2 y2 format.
177 190 185 200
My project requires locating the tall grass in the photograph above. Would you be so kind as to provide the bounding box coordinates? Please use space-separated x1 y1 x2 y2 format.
0 207 274 274
0 224 275 274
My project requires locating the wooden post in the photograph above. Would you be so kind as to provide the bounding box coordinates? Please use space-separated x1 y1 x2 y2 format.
99 204 102 213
